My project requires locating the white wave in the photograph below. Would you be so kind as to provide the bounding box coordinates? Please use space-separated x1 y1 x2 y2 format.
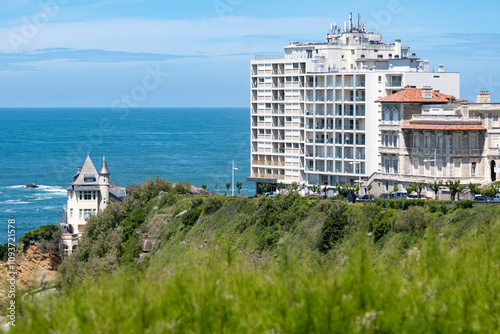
0 200 31 205
43 206 60 210
3 209 16 213
37 185 67 195
5 185 25 189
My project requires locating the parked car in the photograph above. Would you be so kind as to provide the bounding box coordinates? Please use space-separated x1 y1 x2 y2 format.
264 192 275 197
379 193 394 199
393 192 407 199
493 195 500 201
406 194 418 200
360 194 374 200
474 195 491 201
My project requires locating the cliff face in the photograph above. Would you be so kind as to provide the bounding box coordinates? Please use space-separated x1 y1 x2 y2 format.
16 244 61 287
0 244 61 302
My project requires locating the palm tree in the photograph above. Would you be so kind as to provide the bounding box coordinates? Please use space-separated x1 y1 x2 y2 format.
236 182 243 195
202 184 207 190
226 183 231 193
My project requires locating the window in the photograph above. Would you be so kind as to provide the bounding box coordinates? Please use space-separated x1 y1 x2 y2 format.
425 135 431 148
79 209 82 218
393 160 399 174
265 129 271 134
70 209 73 218
471 162 476 176
393 110 399 122
83 209 95 218
471 135 478 149
82 191 93 200
393 135 398 147
385 159 390 173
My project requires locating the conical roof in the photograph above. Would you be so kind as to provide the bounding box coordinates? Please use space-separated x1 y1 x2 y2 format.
99 155 110 175
72 155 98 185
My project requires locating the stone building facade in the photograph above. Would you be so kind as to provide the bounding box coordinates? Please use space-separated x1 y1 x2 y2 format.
368 89 499 199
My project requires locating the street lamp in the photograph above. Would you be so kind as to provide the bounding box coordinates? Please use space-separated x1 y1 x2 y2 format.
232 160 238 196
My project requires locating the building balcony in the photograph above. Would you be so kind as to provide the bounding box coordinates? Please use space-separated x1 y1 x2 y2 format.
252 160 285 167
386 80 402 87
254 173 285 180
407 148 483 157
379 146 399 154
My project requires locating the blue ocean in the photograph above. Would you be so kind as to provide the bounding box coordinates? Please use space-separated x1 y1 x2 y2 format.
0 108 252 244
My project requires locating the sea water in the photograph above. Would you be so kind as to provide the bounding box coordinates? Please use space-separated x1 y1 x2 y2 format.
0 108 251 244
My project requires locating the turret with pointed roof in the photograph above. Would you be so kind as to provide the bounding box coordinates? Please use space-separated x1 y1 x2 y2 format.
99 155 110 176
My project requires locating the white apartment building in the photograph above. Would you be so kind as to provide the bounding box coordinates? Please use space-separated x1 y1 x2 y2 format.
59 155 126 256
247 13 460 193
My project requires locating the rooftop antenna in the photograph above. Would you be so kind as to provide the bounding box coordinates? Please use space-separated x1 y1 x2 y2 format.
349 12 353 31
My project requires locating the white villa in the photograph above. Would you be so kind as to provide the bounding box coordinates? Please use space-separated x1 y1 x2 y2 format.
59 155 126 256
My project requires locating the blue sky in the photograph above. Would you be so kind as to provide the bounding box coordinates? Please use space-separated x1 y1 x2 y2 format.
1 0 499 107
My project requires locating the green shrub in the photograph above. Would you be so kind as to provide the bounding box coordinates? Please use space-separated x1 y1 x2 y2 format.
19 224 61 248
455 200 474 210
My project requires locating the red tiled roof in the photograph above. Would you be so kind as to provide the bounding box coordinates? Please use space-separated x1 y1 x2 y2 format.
402 124 486 131
376 88 458 103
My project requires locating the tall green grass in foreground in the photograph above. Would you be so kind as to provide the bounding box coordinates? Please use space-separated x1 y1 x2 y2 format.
14 214 500 333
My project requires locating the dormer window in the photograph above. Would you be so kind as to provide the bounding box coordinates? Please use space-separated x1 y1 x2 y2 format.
84 174 96 183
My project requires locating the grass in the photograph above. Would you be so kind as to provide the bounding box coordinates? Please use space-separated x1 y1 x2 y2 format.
9 179 500 333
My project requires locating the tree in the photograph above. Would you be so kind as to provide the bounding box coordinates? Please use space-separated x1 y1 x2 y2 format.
407 181 425 198
226 183 231 193
201 184 207 190
322 183 329 199
214 183 218 192
393 184 399 194
338 183 361 203
429 180 443 200
290 182 299 193
469 183 481 197
236 182 243 195
310 184 320 196
481 184 500 200
367 184 372 195
446 180 462 201
457 184 465 201
277 182 285 193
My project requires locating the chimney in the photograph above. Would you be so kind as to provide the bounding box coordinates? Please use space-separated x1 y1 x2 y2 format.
77 165 82 174
476 91 491 103
438 64 444 72
422 86 433 100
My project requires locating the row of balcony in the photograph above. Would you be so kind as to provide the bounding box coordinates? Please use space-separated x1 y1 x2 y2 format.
407 148 483 156
305 166 366 174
